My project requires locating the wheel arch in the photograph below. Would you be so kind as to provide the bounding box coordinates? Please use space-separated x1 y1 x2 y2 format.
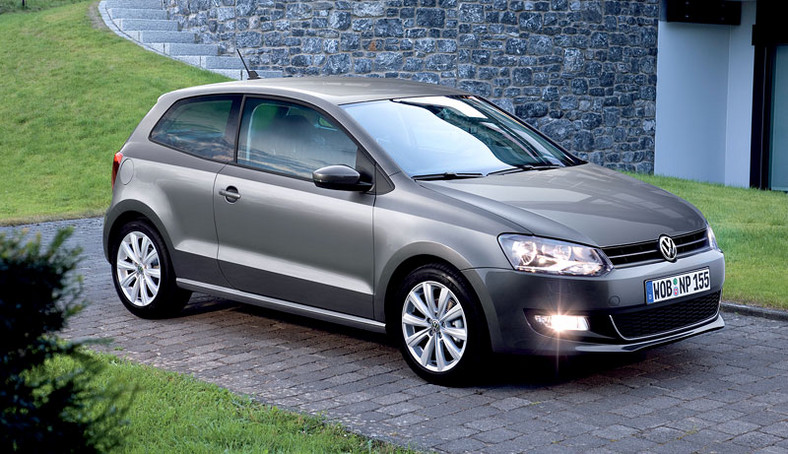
377 247 491 343
103 200 173 263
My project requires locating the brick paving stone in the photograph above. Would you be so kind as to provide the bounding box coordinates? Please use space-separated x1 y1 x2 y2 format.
755 446 788 454
732 431 784 449
10 218 788 454
717 419 763 436
441 437 486 453
378 402 423 417
763 421 788 438
592 424 639 441
606 436 660 453
639 425 685 444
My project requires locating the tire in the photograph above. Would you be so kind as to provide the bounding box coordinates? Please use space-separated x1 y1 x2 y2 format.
392 263 488 386
110 220 191 319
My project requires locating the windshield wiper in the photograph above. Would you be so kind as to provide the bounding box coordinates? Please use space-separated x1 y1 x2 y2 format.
487 164 560 176
412 172 484 181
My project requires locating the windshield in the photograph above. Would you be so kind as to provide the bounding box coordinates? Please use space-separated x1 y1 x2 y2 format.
342 95 582 177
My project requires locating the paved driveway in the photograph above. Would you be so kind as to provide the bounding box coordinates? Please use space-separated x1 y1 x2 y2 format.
6 218 788 453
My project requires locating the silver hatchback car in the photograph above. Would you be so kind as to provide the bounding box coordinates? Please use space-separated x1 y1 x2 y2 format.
104 77 724 384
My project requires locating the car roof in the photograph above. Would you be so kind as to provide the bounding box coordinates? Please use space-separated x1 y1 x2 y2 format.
162 76 469 106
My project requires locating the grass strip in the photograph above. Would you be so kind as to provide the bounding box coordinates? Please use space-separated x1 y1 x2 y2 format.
44 351 415 454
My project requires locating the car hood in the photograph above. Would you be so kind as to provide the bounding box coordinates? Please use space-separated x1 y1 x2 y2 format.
420 164 707 247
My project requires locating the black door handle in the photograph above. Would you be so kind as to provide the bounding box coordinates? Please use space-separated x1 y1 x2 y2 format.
219 186 241 203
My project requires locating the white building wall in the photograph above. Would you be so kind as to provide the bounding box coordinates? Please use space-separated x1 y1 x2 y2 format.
724 2 756 187
655 1 756 187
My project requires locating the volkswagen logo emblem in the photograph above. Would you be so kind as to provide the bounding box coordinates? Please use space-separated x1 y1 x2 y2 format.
658 235 677 262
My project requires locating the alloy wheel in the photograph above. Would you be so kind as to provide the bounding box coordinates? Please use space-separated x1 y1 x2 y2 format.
115 231 161 307
401 280 468 373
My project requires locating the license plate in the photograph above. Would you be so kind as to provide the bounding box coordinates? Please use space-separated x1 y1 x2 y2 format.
645 268 711 304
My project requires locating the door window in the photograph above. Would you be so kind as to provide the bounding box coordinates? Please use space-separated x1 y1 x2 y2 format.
237 99 358 179
150 95 240 162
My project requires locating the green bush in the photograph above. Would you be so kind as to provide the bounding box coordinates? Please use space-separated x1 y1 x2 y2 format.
0 228 124 452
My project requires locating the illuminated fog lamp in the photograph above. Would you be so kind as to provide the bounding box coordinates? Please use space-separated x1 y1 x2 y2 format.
533 314 589 333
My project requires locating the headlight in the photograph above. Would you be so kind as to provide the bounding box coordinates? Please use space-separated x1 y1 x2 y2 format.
498 234 611 276
707 225 721 251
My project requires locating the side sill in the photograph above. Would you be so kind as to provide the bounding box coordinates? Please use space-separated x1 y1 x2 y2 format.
177 278 387 334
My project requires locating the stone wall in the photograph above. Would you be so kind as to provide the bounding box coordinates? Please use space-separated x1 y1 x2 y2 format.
166 0 658 172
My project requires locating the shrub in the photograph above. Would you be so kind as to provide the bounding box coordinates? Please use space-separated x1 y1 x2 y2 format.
0 228 124 453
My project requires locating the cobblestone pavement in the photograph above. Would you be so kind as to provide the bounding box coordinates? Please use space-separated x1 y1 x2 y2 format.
5 218 788 453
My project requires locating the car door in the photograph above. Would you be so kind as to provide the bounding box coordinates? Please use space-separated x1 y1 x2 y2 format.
145 94 241 286
214 97 375 318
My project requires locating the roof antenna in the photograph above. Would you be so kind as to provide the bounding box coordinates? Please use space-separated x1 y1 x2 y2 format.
236 49 260 80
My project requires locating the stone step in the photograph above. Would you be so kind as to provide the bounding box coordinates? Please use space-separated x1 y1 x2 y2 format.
202 56 245 70
210 69 246 80
163 43 219 56
107 8 168 20
138 31 197 44
105 0 163 9
118 19 178 31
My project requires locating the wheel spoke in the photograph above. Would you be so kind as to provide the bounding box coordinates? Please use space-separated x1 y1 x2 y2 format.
129 233 142 260
143 248 158 266
144 273 159 295
421 282 435 315
435 287 450 319
139 275 149 305
440 304 463 323
129 276 140 303
403 312 431 328
119 271 137 288
407 292 432 319
116 260 136 271
406 327 431 347
120 241 136 263
443 326 467 342
419 335 435 367
140 236 152 259
434 336 447 371
442 334 463 360
146 267 161 279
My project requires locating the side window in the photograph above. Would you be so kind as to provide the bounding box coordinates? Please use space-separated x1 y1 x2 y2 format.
237 98 358 179
150 95 240 162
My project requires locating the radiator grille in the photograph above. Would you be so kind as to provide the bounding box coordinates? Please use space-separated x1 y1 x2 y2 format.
603 229 709 266
610 291 720 340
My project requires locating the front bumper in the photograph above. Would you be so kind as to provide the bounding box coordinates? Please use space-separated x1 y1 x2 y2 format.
464 248 725 355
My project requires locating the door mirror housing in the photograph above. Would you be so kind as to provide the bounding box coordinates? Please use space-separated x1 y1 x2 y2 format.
313 165 373 192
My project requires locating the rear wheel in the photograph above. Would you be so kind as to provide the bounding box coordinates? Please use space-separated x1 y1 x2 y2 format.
110 221 190 319
394 264 488 385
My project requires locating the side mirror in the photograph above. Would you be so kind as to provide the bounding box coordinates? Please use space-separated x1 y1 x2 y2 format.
313 165 373 192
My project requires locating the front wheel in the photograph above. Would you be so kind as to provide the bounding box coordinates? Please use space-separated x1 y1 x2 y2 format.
394 264 488 385
110 220 190 319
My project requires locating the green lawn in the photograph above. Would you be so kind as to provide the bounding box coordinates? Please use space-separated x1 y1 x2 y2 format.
0 2 785 309
0 0 82 14
44 352 412 453
0 1 226 224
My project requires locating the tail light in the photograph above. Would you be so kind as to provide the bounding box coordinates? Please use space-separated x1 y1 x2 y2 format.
112 151 123 189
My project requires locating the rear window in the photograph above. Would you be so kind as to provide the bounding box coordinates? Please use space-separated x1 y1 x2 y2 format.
150 95 240 161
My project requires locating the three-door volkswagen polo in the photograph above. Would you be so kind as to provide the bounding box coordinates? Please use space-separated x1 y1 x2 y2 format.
104 77 724 384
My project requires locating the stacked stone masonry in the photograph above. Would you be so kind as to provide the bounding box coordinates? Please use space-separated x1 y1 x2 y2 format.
166 0 658 172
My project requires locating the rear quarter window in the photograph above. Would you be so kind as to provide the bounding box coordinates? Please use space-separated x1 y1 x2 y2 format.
150 95 240 162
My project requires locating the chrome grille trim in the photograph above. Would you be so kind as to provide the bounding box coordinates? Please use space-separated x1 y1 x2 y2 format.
603 229 709 267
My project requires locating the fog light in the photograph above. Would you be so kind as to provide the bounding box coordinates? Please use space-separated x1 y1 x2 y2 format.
533 314 589 332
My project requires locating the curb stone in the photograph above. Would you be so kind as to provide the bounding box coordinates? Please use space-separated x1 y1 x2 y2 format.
721 301 788 322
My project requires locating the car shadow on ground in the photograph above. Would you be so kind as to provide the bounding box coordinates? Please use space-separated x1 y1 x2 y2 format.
174 294 703 390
